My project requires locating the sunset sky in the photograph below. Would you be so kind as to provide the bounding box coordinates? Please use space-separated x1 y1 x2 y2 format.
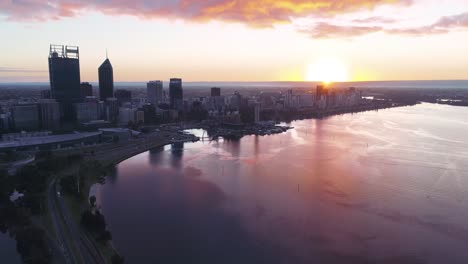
1 0 468 82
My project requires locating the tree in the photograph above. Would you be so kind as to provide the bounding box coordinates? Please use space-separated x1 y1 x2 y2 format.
89 196 96 207
97 230 112 243
111 254 125 264
16 226 51 264
81 210 106 234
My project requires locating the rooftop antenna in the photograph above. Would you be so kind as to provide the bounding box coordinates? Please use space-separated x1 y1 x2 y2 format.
106 49 108 59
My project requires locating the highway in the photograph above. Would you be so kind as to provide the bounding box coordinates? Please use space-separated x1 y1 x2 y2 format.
87 131 197 166
47 179 76 264
48 178 105 264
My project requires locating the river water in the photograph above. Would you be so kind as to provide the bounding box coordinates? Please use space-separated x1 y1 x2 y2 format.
0 232 21 264
93 103 468 264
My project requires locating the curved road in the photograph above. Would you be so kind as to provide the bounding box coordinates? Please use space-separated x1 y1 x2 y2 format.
48 178 105 264
48 179 76 264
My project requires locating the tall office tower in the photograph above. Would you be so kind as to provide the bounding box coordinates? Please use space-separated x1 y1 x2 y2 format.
12 104 39 131
169 78 183 110
142 104 156 125
211 87 221 97
316 85 328 99
135 110 145 124
48 44 81 122
38 99 60 130
147 81 163 105
97 101 106 120
75 97 99 123
115 89 132 105
80 82 93 98
105 97 119 123
98 56 114 101
285 89 293 108
0 113 11 131
254 102 261 123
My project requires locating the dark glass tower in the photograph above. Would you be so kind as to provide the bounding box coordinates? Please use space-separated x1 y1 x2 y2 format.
169 78 183 110
98 57 114 101
48 44 81 122
80 82 93 99
211 87 221 97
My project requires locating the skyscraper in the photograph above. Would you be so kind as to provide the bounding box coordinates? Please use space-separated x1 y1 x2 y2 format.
75 97 99 123
147 81 163 105
38 99 60 130
48 44 81 122
169 78 183 110
80 82 93 99
211 87 221 97
98 56 114 102
12 104 39 131
105 97 119 123
316 85 328 99
115 89 132 105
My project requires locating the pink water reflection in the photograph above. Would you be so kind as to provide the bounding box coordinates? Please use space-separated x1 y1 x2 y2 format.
95 103 468 264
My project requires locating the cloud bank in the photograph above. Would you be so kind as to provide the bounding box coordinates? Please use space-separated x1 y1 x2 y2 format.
0 67 47 73
2 1 467 38
0 0 410 26
303 12 468 38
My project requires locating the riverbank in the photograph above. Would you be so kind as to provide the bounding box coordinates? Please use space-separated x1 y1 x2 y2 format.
38 102 412 262
186 101 412 141
86 103 468 264
54 131 199 263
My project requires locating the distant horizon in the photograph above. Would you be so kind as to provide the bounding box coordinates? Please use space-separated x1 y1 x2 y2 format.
2 80 468 90
2 1 468 82
2 79 468 85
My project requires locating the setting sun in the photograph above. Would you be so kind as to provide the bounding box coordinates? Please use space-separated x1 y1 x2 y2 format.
305 58 349 84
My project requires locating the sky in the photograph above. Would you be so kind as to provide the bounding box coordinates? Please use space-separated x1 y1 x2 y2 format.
1 0 468 82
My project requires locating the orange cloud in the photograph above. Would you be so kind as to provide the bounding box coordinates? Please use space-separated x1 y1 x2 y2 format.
302 12 468 38
0 0 411 27
352 16 396 23
387 12 468 36
303 23 383 38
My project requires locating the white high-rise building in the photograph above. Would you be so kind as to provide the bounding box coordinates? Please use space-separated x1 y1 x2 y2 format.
119 107 136 126
75 99 99 123
254 102 261 123
147 81 163 105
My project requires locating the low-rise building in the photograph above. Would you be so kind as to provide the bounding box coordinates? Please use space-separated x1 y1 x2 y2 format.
12 104 39 131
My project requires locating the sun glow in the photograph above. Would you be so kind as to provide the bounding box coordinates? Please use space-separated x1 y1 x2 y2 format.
305 58 349 84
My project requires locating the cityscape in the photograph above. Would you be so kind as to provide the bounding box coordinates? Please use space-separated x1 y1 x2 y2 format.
2 1 468 264
0 43 388 150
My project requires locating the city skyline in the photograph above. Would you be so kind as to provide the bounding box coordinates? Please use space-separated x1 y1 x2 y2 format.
1 1 468 83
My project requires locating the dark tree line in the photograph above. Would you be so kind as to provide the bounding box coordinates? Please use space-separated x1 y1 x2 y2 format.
0 152 84 263
81 196 113 244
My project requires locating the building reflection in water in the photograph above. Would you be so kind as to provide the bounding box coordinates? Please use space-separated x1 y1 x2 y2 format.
149 146 165 166
105 165 118 185
222 138 241 158
170 142 184 168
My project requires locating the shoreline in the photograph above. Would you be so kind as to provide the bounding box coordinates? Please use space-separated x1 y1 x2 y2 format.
53 101 415 263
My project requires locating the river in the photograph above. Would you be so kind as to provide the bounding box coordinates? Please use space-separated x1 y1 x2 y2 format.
92 103 468 264
0 232 22 264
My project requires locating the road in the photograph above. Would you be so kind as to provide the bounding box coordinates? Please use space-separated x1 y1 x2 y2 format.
48 178 105 264
48 179 76 264
88 131 198 166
